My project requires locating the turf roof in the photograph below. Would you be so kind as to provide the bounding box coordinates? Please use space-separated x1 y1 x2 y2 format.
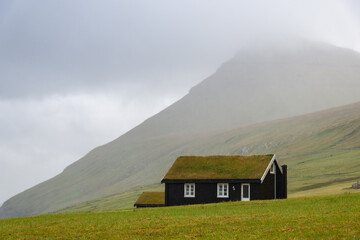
163 155 274 180
134 192 165 205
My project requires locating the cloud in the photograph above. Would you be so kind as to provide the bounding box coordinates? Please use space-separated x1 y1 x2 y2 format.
1 0 359 99
1 0 360 204
0 91 179 204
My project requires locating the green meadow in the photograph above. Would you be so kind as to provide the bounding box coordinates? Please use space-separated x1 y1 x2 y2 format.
1 192 360 239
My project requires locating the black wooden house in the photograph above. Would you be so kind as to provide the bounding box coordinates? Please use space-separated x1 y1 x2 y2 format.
134 154 287 207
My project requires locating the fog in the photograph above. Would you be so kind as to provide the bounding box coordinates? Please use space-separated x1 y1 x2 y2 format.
1 0 360 205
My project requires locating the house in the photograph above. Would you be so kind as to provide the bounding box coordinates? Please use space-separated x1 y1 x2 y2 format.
134 154 287 207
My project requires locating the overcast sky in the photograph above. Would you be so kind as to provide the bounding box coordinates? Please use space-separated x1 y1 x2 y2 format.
1 0 360 205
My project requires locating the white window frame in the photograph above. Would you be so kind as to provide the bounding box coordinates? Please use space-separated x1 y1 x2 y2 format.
184 183 195 198
241 183 250 201
270 163 275 174
217 183 229 198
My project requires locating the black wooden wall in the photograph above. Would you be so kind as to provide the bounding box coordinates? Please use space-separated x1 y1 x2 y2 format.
259 168 275 199
166 182 237 206
259 161 287 200
165 182 264 206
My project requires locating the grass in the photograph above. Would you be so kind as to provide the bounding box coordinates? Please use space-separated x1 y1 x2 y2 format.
290 180 360 198
286 149 360 195
164 155 273 180
1 192 360 239
56 184 164 214
134 192 165 205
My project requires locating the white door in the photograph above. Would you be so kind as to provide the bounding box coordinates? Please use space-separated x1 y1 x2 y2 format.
241 184 250 201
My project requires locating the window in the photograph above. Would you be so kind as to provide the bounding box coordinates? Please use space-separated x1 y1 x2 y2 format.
217 183 229 198
184 183 195 197
270 163 275 174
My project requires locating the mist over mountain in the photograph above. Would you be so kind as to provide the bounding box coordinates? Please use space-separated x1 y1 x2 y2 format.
1 41 360 218
131 40 360 136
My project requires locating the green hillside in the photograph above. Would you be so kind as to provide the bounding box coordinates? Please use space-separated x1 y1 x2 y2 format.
57 102 360 214
2 42 360 218
56 184 163 214
198 102 360 196
1 193 360 239
3 100 360 218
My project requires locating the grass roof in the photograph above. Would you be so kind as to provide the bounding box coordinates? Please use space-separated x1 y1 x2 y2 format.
134 192 165 205
163 155 274 180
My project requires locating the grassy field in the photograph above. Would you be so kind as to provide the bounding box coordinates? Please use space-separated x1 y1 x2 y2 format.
1 192 360 239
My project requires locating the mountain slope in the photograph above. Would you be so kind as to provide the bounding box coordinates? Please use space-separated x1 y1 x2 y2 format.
57 101 360 214
2 41 360 218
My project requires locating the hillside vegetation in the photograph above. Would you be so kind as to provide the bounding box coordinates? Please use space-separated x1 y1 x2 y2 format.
58 101 360 213
2 41 360 218
56 184 163 214
4 100 360 217
1 193 360 239
200 102 360 196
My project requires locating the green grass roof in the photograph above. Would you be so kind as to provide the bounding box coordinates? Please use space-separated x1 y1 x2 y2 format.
134 192 165 205
163 155 274 180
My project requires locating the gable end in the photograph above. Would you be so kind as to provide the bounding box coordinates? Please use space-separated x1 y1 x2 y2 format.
260 154 282 183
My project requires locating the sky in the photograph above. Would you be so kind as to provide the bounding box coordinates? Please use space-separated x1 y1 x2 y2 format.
1 0 360 205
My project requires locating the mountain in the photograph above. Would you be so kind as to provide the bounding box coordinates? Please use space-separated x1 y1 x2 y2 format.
2 40 360 218
56 100 360 213
54 100 360 214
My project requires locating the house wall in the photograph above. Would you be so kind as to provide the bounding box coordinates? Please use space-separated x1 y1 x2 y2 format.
278 165 287 199
250 183 260 200
134 204 164 208
165 182 259 206
259 168 275 199
259 161 287 200
276 162 283 199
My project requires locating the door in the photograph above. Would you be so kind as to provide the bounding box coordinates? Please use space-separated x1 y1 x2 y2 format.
241 184 250 201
